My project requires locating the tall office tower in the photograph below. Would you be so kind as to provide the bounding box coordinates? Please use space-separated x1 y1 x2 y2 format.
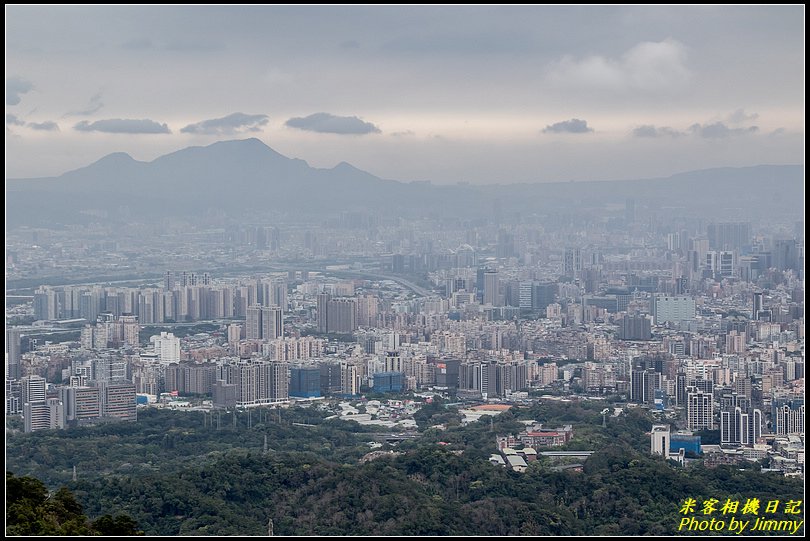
475 268 486 301
752 292 764 320
261 306 283 340
773 238 798 271
316 292 331 333
33 287 59 321
246 304 262 340
518 282 534 310
270 279 287 309
496 230 515 259
630 369 660 404
164 271 175 290
625 198 636 223
6 328 22 380
563 248 582 279
533 282 557 311
687 388 714 430
721 406 762 446
650 424 671 456
707 222 751 251
483 270 500 306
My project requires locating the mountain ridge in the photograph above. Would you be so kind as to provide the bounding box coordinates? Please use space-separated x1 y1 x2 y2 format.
6 138 803 226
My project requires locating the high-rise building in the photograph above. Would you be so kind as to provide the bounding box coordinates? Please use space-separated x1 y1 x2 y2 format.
651 424 670 456
225 359 289 406
752 292 764 320
687 388 714 430
100 382 137 421
151 332 181 363
261 306 283 340
245 304 282 340
563 247 583 279
34 287 59 321
6 328 22 380
327 298 357 334
774 404 804 435
707 222 750 251
316 292 331 333
483 270 500 306
651 295 696 325
773 239 798 271
619 314 652 340
289 366 321 398
24 398 64 433
720 406 761 446
340 363 359 396
21 375 47 405
630 369 660 404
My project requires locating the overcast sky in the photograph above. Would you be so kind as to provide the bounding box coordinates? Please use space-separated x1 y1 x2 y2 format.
5 6 805 183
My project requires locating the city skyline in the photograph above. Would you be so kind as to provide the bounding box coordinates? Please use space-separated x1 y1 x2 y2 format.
6 5 804 183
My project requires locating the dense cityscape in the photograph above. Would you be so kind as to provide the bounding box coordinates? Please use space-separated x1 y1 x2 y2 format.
6 5 804 537
7 205 805 453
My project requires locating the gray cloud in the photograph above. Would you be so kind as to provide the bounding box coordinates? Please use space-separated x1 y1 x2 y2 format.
28 120 60 131
548 39 691 92
543 118 593 134
74 118 171 134
6 113 25 126
6 77 34 105
632 124 684 138
339 40 360 49
285 112 381 135
727 108 758 124
67 93 104 116
689 122 758 138
181 112 269 135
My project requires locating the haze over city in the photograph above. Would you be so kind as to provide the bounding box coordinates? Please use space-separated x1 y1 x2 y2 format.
6 5 804 183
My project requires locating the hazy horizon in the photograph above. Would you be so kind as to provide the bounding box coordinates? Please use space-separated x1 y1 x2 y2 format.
6 5 805 184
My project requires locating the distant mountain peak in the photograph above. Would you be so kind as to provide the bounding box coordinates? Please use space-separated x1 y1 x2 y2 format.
92 151 137 165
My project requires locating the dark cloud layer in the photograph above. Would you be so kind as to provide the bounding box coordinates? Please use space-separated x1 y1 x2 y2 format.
6 77 34 105
181 112 269 135
6 113 25 126
74 118 171 134
28 120 60 131
689 122 758 138
285 112 381 134
632 125 684 138
543 118 593 134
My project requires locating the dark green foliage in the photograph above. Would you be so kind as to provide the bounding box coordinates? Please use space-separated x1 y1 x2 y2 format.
7 404 804 536
5 472 141 535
